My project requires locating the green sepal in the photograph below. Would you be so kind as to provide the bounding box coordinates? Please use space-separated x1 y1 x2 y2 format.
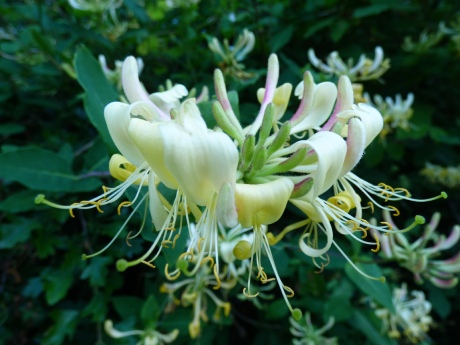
239 134 255 171
259 147 307 177
257 103 275 149
290 177 314 199
267 121 291 157
212 101 244 145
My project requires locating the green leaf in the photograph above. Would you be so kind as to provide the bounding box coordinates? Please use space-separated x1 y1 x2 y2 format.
270 25 294 52
82 292 108 322
0 218 40 249
43 269 74 305
112 296 144 319
140 294 160 327
0 189 40 213
80 256 111 287
0 147 101 192
349 309 396 345
345 262 395 313
75 46 118 152
0 123 25 136
42 309 79 345
265 299 289 320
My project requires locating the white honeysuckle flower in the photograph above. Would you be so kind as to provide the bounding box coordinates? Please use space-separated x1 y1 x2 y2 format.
372 284 433 343
98 55 144 91
308 47 390 82
104 320 179 345
68 0 123 12
158 99 239 206
208 28 256 80
160 262 232 339
364 92 414 138
290 72 338 134
233 177 302 321
372 211 460 288
257 83 293 122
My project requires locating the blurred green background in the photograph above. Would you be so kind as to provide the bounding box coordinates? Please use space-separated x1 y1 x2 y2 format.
1 0 459 344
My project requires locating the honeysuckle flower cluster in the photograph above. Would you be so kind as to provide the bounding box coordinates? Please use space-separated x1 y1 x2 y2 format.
364 93 414 138
422 162 460 188
160 261 233 338
372 284 433 343
289 313 337 345
99 54 144 92
36 50 447 330
440 16 460 52
307 47 390 82
68 0 123 12
208 28 256 80
402 30 444 53
104 320 179 345
68 0 128 40
373 210 460 288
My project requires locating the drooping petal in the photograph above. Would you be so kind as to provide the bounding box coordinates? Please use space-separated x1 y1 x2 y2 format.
159 101 238 205
292 131 347 201
290 81 338 134
121 56 151 103
104 102 146 166
257 83 293 121
298 203 333 257
344 103 383 147
339 117 366 176
149 84 188 115
321 75 354 131
148 173 169 231
128 119 178 189
235 178 294 228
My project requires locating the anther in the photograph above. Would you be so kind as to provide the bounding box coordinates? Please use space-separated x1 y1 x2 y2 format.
141 261 156 269
117 201 132 215
242 287 259 298
371 233 380 253
380 221 393 230
388 205 400 216
213 264 221 290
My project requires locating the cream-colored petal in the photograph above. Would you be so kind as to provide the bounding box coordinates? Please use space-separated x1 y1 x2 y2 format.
128 119 177 189
292 131 347 201
104 102 145 166
148 173 169 231
290 82 337 134
160 122 238 206
339 117 366 176
235 178 294 228
149 84 188 115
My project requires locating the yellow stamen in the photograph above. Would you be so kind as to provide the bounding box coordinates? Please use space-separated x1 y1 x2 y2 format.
394 187 411 197
165 264 181 280
200 257 214 267
388 205 400 216
179 251 194 262
242 287 259 298
283 285 295 298
141 261 156 269
172 233 181 248
345 219 359 231
117 201 132 215
371 232 380 253
212 264 221 290
380 221 393 230
126 231 132 247
197 237 205 253
162 240 173 248
368 201 375 213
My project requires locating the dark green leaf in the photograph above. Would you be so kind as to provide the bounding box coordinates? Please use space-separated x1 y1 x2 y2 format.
0 147 101 192
75 46 118 152
345 262 395 313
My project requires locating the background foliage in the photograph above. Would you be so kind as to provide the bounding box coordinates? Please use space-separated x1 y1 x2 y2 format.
1 0 460 344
